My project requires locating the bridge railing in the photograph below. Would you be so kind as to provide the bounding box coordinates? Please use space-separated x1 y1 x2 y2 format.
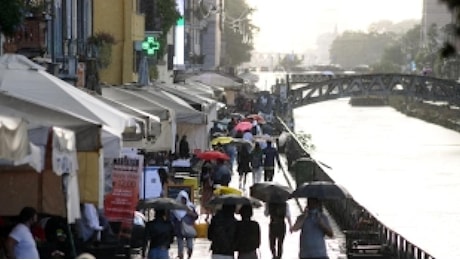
276 116 435 259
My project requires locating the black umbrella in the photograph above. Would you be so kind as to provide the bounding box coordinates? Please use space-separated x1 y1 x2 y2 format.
250 182 293 202
289 181 352 200
137 197 189 210
207 194 262 208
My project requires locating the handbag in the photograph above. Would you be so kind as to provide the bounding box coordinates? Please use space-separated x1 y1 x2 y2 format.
181 220 197 238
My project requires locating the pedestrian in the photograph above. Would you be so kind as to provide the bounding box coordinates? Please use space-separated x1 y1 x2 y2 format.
210 122 224 140
234 205 261 259
171 191 198 259
262 140 282 182
264 202 293 259
5 206 40 259
213 159 232 187
200 161 214 222
290 198 333 259
237 144 252 190
208 204 237 259
158 168 173 197
179 135 190 159
250 142 264 184
144 209 175 259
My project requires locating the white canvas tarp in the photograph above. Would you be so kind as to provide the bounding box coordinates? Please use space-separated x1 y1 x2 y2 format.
0 54 138 158
0 115 29 161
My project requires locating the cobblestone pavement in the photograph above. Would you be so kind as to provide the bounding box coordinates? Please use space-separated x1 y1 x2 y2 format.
167 156 347 259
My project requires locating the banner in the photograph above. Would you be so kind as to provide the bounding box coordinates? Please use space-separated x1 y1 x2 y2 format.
104 153 143 239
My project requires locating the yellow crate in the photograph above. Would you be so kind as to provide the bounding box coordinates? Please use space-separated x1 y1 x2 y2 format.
194 222 209 238
182 176 198 190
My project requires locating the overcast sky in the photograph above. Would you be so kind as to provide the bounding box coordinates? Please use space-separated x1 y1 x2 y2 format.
245 0 424 53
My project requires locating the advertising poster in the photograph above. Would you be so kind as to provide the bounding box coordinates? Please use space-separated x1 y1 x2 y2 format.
139 166 166 200
104 151 144 238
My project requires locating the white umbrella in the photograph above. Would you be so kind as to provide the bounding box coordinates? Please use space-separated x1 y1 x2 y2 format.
0 54 137 157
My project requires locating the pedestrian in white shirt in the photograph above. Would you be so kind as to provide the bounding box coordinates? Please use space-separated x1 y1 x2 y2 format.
6 207 40 259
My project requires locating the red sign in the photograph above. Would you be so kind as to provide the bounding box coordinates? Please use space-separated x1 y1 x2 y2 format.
104 157 142 238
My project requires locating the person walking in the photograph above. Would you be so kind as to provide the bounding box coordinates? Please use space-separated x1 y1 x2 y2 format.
179 135 190 159
144 209 175 259
234 205 261 259
262 140 282 182
291 198 333 259
213 159 232 187
208 204 237 259
200 161 214 222
250 142 264 184
237 145 252 190
264 202 293 259
171 191 198 259
6 207 40 259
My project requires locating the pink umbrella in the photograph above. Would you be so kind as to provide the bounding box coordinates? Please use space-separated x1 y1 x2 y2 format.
234 121 253 132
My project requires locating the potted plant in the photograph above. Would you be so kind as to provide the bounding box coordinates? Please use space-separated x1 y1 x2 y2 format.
87 32 116 69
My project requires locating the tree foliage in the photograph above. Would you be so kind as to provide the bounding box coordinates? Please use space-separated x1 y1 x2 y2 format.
438 0 460 57
157 0 181 57
0 0 24 37
221 0 257 67
278 54 303 72
329 31 397 69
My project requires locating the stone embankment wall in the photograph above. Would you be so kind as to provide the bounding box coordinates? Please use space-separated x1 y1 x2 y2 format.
388 95 460 133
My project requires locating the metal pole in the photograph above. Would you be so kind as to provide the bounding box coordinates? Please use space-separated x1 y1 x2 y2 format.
62 173 77 258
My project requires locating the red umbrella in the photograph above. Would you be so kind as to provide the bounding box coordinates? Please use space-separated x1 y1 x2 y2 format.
234 121 253 132
196 150 230 161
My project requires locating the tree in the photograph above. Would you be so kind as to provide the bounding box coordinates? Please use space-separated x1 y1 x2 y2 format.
156 0 181 58
438 0 460 57
221 0 257 67
278 54 303 72
0 0 24 37
329 31 397 69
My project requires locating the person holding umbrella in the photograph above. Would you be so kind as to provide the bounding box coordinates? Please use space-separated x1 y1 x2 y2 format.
213 159 232 187
208 204 238 259
234 205 261 259
290 198 333 259
171 191 198 259
144 208 175 259
264 202 293 259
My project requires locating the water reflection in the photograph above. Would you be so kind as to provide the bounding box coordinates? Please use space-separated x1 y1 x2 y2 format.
294 99 460 258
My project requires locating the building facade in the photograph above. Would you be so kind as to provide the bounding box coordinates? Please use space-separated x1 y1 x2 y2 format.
93 0 145 85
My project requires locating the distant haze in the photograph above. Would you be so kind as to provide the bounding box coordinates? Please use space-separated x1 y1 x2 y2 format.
246 0 423 53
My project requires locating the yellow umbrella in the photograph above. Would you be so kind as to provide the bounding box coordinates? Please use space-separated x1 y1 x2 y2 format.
211 136 233 146
213 186 242 196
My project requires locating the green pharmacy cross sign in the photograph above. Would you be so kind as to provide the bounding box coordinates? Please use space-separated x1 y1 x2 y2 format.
142 36 160 55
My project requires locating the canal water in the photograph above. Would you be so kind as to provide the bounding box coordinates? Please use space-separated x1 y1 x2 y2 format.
253 72 460 258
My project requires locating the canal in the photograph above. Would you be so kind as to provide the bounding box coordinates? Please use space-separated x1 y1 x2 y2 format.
293 98 460 258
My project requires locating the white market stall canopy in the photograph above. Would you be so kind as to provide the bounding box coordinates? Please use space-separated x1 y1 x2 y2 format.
188 71 243 89
0 92 101 152
0 54 139 157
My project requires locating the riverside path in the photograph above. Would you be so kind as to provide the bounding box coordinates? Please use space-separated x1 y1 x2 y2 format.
167 155 347 259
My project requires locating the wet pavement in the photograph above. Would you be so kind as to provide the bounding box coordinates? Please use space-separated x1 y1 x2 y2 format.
167 156 347 259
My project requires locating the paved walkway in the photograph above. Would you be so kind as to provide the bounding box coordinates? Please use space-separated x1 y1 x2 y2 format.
168 156 347 259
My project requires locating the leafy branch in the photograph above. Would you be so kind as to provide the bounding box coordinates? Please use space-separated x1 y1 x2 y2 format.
156 0 181 57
